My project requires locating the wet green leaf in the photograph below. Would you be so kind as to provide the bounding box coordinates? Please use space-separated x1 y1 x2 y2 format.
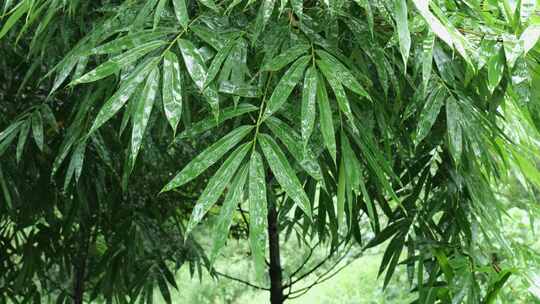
265 117 323 181
415 87 444 145
210 164 248 264
261 44 309 71
172 0 189 28
262 55 309 119
185 143 251 235
249 152 268 283
161 125 253 192
130 67 159 169
89 57 159 135
301 66 317 149
316 72 336 163
258 133 312 218
394 0 411 68
31 111 44 151
162 51 183 135
73 41 165 84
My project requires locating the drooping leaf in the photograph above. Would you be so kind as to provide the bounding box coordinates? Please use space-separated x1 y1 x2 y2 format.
316 71 337 163
210 164 248 264
265 117 323 181
16 120 30 163
258 133 312 218
446 97 463 164
248 151 268 283
162 51 183 135
422 31 435 96
178 104 258 139
73 41 166 84
253 0 276 43
261 44 309 71
31 111 44 151
262 55 310 119
394 0 411 68
172 0 189 28
415 87 445 145
88 57 160 135
487 48 505 93
185 143 251 235
316 50 370 99
161 125 253 192
301 65 317 149
130 67 159 169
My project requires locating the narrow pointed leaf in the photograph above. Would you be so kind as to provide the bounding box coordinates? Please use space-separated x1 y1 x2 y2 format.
316 50 370 99
185 143 251 235
16 120 30 163
316 72 336 163
262 55 309 119
422 31 435 96
301 66 317 149
210 164 248 263
259 134 312 218
261 44 309 71
162 51 183 135
88 58 159 135
73 41 165 84
172 0 189 28
446 97 463 164
394 0 411 68
161 125 253 192
29 113 43 153
249 152 268 283
415 87 444 145
265 117 323 181
253 0 276 43
130 67 159 168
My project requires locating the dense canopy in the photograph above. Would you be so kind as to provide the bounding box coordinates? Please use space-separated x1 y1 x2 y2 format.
1 0 540 303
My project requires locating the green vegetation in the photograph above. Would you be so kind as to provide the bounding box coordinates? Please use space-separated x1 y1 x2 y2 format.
1 0 540 303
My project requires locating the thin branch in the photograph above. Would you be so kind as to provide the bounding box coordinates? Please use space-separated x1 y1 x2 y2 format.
212 270 269 291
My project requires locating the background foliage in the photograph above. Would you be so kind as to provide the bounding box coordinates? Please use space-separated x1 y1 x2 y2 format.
1 0 540 303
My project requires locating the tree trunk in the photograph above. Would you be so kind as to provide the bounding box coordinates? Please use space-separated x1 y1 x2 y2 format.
267 197 284 304
73 227 90 304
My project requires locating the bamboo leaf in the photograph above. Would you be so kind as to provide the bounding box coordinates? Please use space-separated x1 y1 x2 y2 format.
253 0 276 43
301 66 317 149
249 151 268 283
265 117 323 181
178 104 258 139
446 97 463 164
31 111 44 151
0 0 29 40
16 120 30 163
162 50 183 135
161 125 253 192
422 31 435 96
316 50 370 99
73 41 166 84
177 39 208 90
185 143 251 235
487 49 505 93
210 164 248 264
394 0 411 68
258 133 312 218
415 87 444 145
88 58 159 135
262 55 309 119
172 0 189 28
316 71 337 163
261 44 309 71
204 40 236 88
130 67 159 169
